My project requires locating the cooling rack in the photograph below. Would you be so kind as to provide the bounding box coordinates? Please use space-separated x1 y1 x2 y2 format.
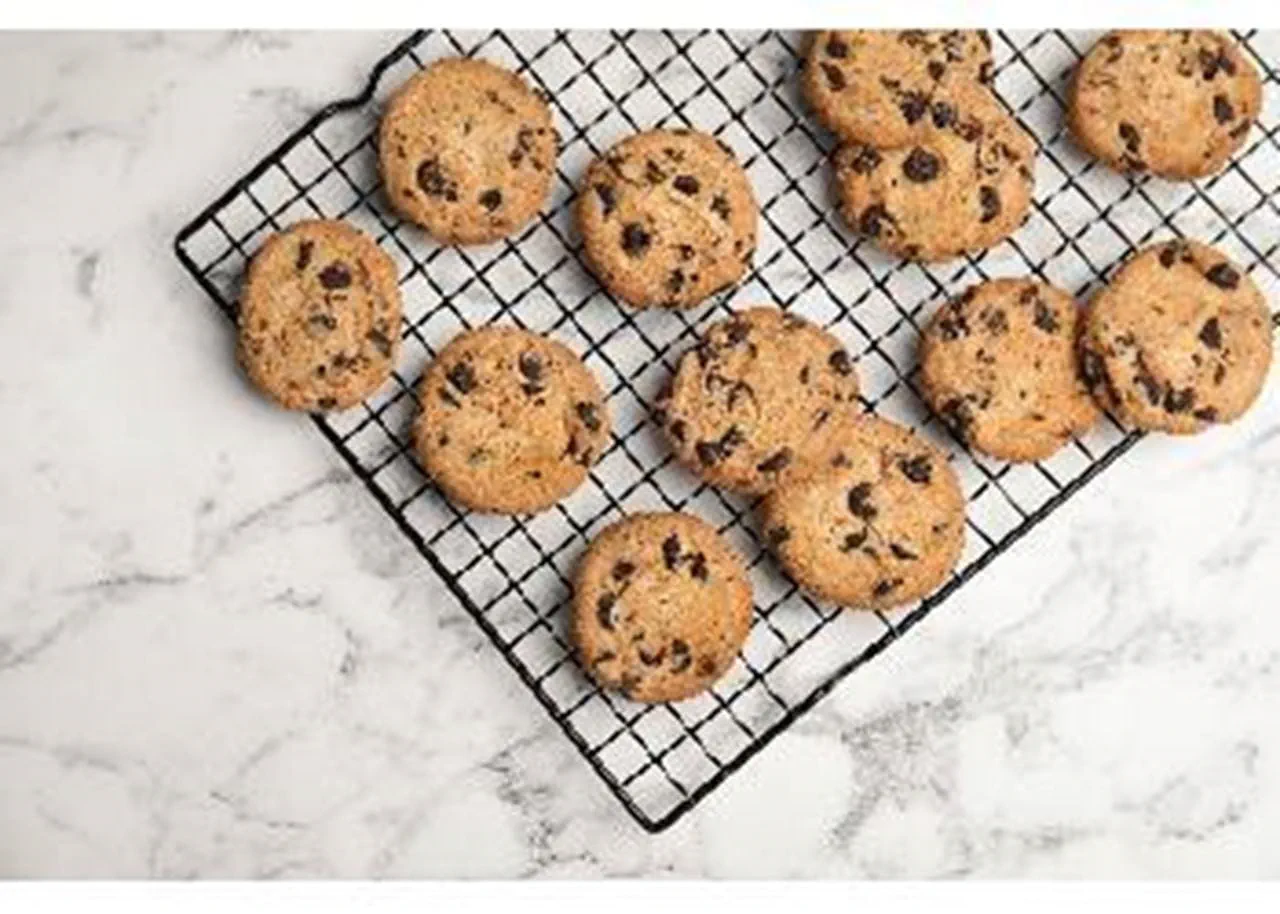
174 29 1280 832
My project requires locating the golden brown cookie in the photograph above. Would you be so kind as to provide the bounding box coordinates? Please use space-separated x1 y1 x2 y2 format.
920 278 1100 462
379 57 558 244
414 326 610 514
576 129 758 308
1079 241 1273 435
761 416 966 610
832 92 1037 262
1068 30 1262 180
238 219 402 412
655 307 862 495
571 512 754 703
804 29 995 147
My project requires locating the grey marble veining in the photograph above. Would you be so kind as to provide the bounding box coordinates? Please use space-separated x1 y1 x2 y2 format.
1 30 1279 878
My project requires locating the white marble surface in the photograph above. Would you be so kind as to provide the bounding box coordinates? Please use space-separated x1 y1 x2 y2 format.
2 30 1280 879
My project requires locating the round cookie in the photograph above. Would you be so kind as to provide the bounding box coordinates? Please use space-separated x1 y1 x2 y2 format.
804 29 995 147
571 512 754 703
656 307 862 495
833 94 1037 262
577 129 758 309
1079 241 1273 435
414 326 611 514
761 416 965 610
1069 30 1262 180
379 57 558 244
238 219 402 412
920 278 1100 462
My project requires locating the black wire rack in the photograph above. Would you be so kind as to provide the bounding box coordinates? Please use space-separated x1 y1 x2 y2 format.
174 29 1280 832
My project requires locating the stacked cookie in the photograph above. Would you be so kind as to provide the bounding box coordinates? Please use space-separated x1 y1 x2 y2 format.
231 34 1274 707
805 30 1037 261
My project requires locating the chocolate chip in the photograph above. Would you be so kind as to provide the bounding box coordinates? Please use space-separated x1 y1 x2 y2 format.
825 36 849 58
927 60 946 80
1023 299 1057 336
416 158 457 200
1164 386 1196 413
859 203 892 238
799 364 811 385
900 91 928 124
669 418 687 442
937 307 969 341
820 62 846 91
1194 406 1219 422
611 561 635 583
978 186 1001 223
316 396 337 411
666 269 685 295
670 639 692 673
308 313 337 333
766 525 791 547
697 656 717 677
1118 122 1141 154
446 361 476 394
978 60 994 84
673 174 700 195
621 222 651 257
847 482 877 520
1206 262 1240 289
645 159 666 184
576 401 602 432
757 449 792 474
984 308 1009 335
638 646 666 667
1213 94 1235 124
1200 47 1225 80
828 349 853 376
710 193 731 221
678 243 695 261
899 455 932 484
594 183 616 216
295 240 313 271
1159 243 1181 268
873 578 903 598
1133 356 1162 406
689 553 708 581
318 263 351 289
813 409 832 430
902 147 941 183
1199 317 1223 349
931 101 956 129
366 328 392 356
848 146 882 175
890 543 917 561
840 529 867 553
662 534 681 570
478 188 502 211
518 351 544 390
596 592 617 630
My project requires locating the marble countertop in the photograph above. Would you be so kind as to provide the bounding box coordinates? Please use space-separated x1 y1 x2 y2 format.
2 30 1280 879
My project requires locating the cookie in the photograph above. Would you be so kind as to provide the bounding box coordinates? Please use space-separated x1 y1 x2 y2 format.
919 278 1100 462
379 57 558 244
804 29 995 147
238 219 402 412
760 416 965 610
1069 30 1262 180
656 307 862 495
1079 240 1273 435
577 129 758 308
571 512 754 703
414 325 610 514
833 93 1037 261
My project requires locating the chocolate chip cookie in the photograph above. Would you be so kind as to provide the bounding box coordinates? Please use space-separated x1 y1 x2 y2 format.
571 512 754 703
577 129 758 308
656 307 862 494
1079 240 1273 435
761 415 966 610
833 92 1037 261
414 325 610 514
238 219 402 412
804 29 995 147
379 57 558 244
1069 30 1262 180
920 278 1100 462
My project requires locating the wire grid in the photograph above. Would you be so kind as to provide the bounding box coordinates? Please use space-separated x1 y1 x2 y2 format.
175 29 1280 832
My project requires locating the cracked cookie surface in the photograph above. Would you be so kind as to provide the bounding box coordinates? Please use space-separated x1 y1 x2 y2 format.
379 57 558 244
415 325 610 514
572 512 754 703
577 129 758 308
1079 241 1273 435
239 219 402 412
761 416 965 610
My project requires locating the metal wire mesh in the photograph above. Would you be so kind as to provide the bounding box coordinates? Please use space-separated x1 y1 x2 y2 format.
174 29 1280 832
